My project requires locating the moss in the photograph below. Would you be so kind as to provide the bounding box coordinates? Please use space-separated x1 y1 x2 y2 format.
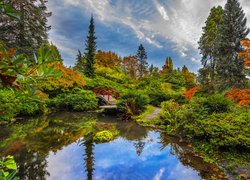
93 130 114 143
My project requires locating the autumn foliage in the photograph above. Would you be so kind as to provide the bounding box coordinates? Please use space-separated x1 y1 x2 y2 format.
226 89 250 106
239 39 250 68
0 48 19 88
95 50 122 68
41 62 86 92
185 85 201 99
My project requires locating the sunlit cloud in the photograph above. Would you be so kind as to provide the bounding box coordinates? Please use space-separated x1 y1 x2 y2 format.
47 0 250 71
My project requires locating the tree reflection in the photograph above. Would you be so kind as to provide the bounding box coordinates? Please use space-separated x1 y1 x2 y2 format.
133 140 146 156
79 133 95 180
14 146 49 180
159 132 226 179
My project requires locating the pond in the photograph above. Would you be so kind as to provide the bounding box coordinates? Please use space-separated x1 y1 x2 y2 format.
0 112 226 180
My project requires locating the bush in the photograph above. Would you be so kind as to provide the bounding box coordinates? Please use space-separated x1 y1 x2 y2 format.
160 100 187 132
48 88 98 111
159 95 249 150
93 130 114 143
40 62 86 97
0 89 19 121
184 108 250 149
0 89 41 122
117 91 149 116
147 91 171 106
203 93 233 113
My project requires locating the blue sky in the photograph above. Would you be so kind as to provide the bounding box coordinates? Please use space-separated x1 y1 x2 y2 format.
47 0 250 72
46 131 200 180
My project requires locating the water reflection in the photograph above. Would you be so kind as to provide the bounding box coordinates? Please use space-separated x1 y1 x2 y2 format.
0 112 225 180
80 133 95 180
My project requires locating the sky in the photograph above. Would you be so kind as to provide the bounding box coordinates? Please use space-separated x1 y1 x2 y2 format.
47 0 250 72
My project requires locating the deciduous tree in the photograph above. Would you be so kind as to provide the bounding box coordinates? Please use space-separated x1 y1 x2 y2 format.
122 56 137 79
239 39 250 68
95 50 121 68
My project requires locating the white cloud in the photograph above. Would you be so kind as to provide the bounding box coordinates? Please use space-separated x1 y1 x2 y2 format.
48 0 250 67
154 168 165 180
62 0 250 57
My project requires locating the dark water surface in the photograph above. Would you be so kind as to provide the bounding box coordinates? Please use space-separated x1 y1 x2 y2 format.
0 112 225 180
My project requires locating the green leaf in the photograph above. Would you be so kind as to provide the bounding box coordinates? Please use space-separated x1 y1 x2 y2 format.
3 171 9 177
5 159 16 170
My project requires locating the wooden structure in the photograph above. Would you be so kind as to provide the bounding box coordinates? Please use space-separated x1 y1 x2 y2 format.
93 88 120 110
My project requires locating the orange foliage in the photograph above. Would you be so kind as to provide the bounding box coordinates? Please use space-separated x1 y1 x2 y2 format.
41 62 86 91
122 56 138 79
226 89 250 106
0 48 19 89
185 85 201 99
95 50 122 68
35 90 49 100
239 39 250 68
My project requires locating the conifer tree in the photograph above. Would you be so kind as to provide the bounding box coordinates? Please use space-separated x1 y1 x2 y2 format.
136 44 148 78
0 0 51 56
48 42 63 63
216 0 249 89
198 6 224 91
74 50 84 72
162 56 174 74
84 15 97 78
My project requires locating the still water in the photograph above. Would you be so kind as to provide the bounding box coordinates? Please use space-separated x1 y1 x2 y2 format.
0 112 225 180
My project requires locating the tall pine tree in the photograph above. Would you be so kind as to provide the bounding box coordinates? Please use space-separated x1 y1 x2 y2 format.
0 0 51 56
216 0 249 89
198 6 224 91
136 44 148 78
84 15 97 78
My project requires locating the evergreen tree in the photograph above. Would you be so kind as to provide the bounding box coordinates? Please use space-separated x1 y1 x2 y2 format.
48 42 63 63
74 50 84 72
198 6 224 91
216 0 249 89
0 0 51 56
162 56 174 74
149 64 154 76
82 133 95 180
136 44 148 78
84 15 97 78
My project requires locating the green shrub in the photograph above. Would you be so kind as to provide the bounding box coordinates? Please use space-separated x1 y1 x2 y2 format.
147 91 171 106
48 88 98 111
93 130 114 143
0 89 19 121
117 91 149 116
184 109 250 149
188 94 233 115
159 95 249 150
17 95 40 115
203 93 233 113
160 100 187 132
0 89 40 122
